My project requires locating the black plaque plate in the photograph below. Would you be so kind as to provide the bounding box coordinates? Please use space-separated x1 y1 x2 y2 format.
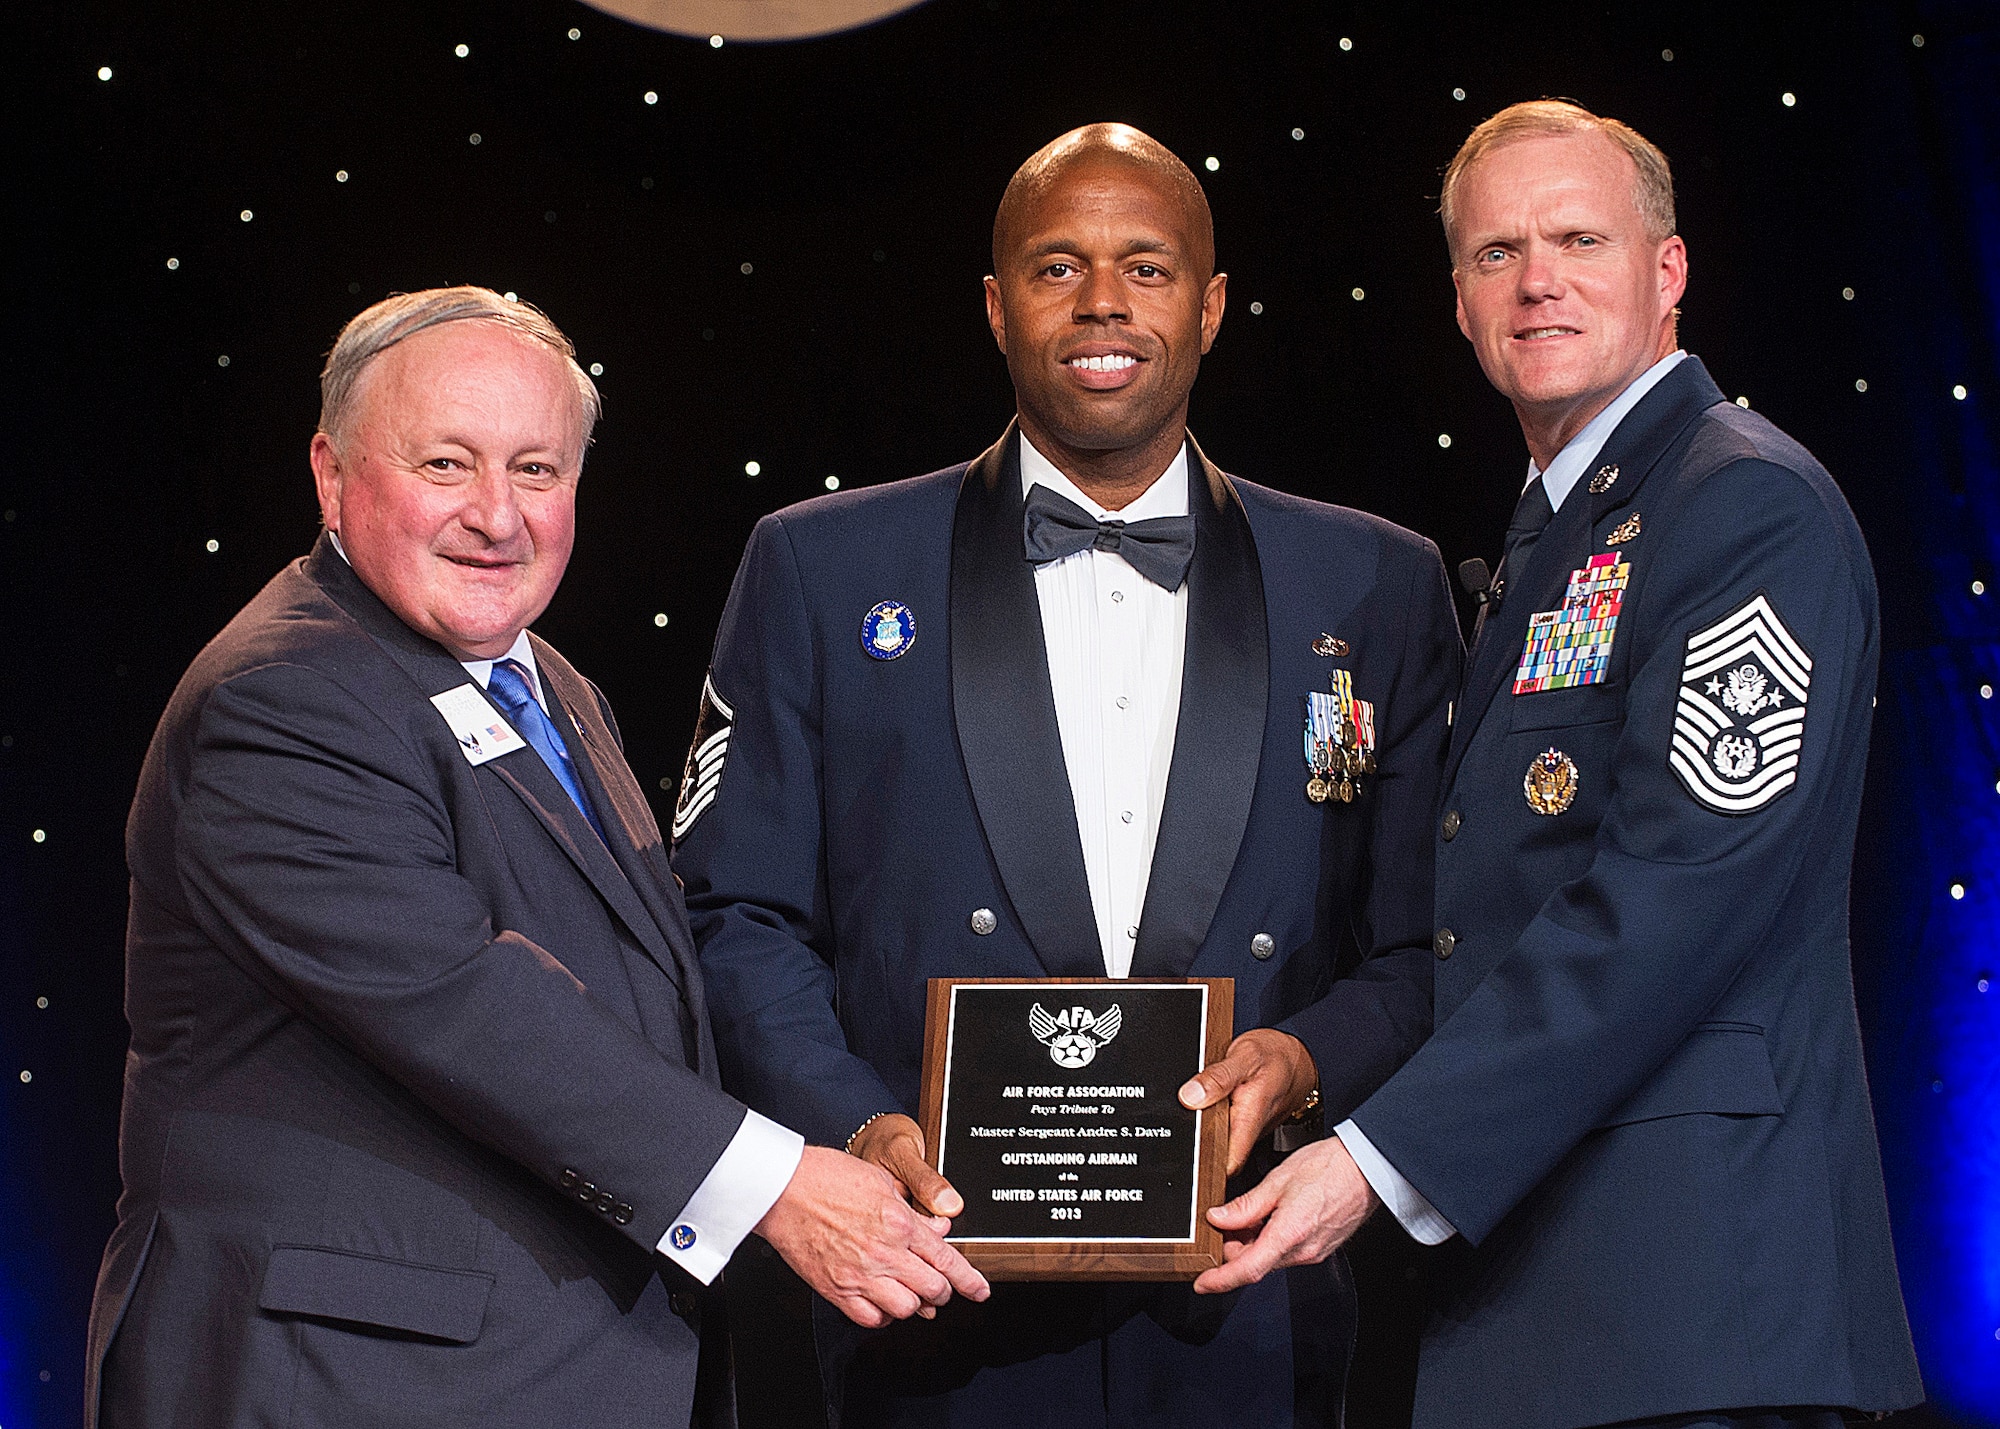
919 977 1232 1280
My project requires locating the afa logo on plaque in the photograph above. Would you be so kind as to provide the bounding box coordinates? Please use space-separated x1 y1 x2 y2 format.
1030 1002 1123 1068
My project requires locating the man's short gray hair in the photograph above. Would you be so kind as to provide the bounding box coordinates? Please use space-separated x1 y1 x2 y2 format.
317 286 603 454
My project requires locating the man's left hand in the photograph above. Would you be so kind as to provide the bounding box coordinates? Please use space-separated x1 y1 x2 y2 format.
1192 1133 1379 1296
1177 1028 1319 1175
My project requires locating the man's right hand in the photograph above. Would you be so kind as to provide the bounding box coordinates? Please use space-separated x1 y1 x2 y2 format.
848 1112 964 1217
755 1145 990 1328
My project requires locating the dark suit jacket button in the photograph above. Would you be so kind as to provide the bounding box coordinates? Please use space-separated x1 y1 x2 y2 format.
670 1292 697 1319
1433 928 1456 960
1441 810 1462 841
558 1168 580 1190
594 1192 615 1214
576 1181 598 1203
1250 932 1275 960
613 1202 634 1225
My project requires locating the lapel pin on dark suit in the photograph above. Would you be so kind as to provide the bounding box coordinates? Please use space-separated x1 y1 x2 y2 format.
861 600 918 659
1588 463 1620 494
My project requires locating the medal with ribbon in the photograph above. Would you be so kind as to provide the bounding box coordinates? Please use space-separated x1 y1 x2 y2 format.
1304 670 1377 804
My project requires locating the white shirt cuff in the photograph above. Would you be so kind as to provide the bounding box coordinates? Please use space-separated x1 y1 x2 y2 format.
1334 1118 1456 1246
656 1109 805 1284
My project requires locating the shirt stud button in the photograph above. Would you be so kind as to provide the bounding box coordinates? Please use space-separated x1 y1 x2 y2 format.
1120 810 1134 824
1251 932 1276 960
969 908 997 936
1116 696 1130 709
1111 590 1125 603
1442 810 1462 841
1126 926 1138 940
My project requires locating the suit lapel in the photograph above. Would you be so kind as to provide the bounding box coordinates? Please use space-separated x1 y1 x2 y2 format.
1130 440 1268 979
536 649 716 1074
950 424 1103 977
1445 356 1728 789
303 538 690 1000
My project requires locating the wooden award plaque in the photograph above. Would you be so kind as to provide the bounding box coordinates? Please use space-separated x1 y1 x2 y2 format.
917 977 1233 1281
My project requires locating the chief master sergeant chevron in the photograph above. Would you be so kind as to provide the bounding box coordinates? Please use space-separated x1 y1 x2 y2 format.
1194 101 1923 1429
670 124 1461 1425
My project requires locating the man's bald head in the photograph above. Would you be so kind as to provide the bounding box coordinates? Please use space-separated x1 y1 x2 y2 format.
992 123 1215 281
982 122 1228 505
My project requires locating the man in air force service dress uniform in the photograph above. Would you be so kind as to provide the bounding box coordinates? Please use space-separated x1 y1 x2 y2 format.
88 290 983 1429
1196 102 1922 1429
671 126 1461 1426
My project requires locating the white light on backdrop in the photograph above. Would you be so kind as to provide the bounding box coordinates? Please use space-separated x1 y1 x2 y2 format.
580 0 931 42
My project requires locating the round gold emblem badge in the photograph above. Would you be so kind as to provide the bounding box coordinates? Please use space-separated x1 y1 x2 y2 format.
1524 748 1579 816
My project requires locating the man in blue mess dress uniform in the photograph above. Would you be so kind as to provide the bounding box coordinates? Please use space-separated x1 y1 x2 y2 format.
1197 100 1923 1429
670 124 1462 1426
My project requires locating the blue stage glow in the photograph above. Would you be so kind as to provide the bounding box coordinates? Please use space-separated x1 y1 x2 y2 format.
1855 4 2000 1420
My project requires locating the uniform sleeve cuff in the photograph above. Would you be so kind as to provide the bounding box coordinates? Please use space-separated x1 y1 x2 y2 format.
1334 1118 1456 1246
656 1109 806 1284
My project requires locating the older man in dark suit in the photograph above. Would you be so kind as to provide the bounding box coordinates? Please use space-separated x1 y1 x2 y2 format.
87 287 984 1429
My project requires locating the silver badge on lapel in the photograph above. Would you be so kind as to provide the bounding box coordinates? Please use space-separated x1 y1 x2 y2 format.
1312 633 1350 658
1588 464 1620 494
1669 593 1811 815
860 600 917 660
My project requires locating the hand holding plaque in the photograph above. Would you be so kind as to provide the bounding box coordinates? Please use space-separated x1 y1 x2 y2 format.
1175 1027 1321 1174
917 977 1233 1280
849 1112 964 1217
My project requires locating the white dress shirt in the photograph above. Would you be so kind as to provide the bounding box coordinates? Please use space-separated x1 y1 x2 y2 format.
1332 348 1690 1247
1021 434 1190 978
332 532 802 1283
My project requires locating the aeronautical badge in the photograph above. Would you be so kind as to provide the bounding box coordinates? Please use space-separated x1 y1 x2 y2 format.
1030 1001 1122 1069
1588 464 1620 494
860 600 917 660
1669 592 1812 814
1524 747 1579 815
670 673 734 842
1606 513 1642 546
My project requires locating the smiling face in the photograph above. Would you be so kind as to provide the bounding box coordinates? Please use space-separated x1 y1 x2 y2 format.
309 319 585 659
985 144 1225 502
1450 131 1687 465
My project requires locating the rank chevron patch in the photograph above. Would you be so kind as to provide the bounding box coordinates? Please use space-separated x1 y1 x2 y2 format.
1669 592 1812 815
671 674 735 841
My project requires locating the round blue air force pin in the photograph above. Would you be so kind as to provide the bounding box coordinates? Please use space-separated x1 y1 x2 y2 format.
860 600 917 660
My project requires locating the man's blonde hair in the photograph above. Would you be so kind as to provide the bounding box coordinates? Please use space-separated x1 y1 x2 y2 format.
1440 99 1676 263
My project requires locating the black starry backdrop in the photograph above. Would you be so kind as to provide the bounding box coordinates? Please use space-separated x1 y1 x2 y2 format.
5 1 1998 1425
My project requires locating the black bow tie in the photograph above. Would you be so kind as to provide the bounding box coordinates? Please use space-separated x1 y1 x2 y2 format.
1022 484 1197 592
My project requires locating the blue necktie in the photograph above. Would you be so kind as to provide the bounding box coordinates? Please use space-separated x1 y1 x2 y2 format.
486 659 609 845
